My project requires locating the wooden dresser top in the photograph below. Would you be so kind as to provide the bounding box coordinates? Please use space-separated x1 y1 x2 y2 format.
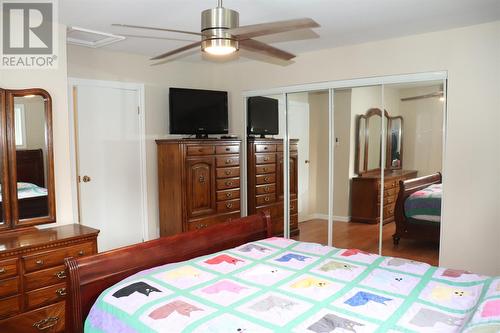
355 170 418 180
0 224 99 255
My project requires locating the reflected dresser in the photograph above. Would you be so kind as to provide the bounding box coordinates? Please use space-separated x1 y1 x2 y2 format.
156 139 242 236
0 224 99 332
351 170 418 224
247 138 299 236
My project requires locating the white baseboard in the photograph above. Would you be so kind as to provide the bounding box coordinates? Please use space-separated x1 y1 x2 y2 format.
298 214 351 223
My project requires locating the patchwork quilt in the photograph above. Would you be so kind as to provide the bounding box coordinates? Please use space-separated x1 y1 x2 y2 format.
404 184 442 223
86 238 500 332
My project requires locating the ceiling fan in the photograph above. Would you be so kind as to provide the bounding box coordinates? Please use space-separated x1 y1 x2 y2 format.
113 0 320 62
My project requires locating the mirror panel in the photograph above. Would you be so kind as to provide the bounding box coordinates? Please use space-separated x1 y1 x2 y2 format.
9 90 55 226
382 80 445 265
335 85 383 252
0 91 5 227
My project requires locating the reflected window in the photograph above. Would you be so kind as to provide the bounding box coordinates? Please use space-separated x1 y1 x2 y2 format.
14 105 27 148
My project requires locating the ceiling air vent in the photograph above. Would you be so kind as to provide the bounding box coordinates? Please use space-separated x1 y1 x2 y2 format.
67 27 125 48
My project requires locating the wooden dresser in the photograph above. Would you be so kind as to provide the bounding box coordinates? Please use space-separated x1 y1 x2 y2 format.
0 224 98 332
156 139 242 236
247 138 299 236
351 170 417 224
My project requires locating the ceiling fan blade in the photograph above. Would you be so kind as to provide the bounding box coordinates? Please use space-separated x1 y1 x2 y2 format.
121 34 197 43
239 39 295 61
112 24 202 36
229 18 319 40
150 41 201 60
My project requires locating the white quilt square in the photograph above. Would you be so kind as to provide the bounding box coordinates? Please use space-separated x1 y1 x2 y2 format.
153 265 216 289
279 274 345 301
191 279 259 306
359 268 421 296
235 264 295 286
311 258 366 282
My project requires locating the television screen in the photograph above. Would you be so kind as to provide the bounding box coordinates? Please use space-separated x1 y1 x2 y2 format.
247 96 279 136
169 88 228 135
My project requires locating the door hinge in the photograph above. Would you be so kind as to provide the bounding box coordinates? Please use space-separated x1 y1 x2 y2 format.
137 106 140 115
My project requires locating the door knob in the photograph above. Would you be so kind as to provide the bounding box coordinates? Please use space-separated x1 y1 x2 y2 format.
82 175 91 183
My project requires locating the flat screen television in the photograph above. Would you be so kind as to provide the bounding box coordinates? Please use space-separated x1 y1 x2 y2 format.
247 96 279 137
169 88 228 137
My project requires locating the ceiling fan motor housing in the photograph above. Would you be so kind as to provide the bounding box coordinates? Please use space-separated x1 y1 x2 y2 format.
201 6 239 49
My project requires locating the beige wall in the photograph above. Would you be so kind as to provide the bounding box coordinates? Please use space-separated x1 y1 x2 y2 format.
0 25 73 226
307 92 329 217
332 90 351 219
209 21 500 275
398 85 443 176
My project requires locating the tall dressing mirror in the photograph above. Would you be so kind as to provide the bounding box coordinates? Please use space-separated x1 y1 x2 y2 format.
0 89 56 229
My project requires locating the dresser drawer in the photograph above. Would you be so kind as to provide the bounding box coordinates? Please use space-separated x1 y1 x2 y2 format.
383 179 398 189
255 153 275 164
216 145 240 155
0 301 65 333
216 155 239 167
0 294 20 319
26 282 66 310
187 212 240 231
216 167 240 178
256 183 276 195
290 199 298 215
23 242 95 273
255 144 276 153
216 177 240 190
216 189 240 201
290 214 299 229
0 276 19 298
187 145 215 156
255 164 275 174
25 265 66 291
377 193 397 205
383 204 396 219
256 193 276 206
0 258 18 279
216 199 240 213
256 174 276 185
276 144 298 152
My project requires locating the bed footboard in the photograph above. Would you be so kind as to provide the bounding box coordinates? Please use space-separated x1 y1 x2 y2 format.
393 172 441 245
64 212 272 333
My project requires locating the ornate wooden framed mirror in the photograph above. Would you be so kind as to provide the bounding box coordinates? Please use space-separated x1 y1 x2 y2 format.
0 88 56 230
355 108 403 175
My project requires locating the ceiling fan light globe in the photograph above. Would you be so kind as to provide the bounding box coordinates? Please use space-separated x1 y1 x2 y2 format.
202 38 238 56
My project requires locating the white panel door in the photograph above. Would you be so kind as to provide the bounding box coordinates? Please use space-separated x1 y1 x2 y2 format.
76 84 144 252
288 101 310 220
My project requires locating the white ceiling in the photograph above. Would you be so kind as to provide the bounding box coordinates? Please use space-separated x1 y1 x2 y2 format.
60 0 500 62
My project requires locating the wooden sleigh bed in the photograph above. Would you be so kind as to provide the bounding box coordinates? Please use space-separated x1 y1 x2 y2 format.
65 210 498 333
393 172 442 245
64 212 272 333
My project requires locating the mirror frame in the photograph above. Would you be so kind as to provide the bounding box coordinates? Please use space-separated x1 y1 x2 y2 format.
387 116 404 171
5 88 56 227
356 108 405 175
0 90 12 231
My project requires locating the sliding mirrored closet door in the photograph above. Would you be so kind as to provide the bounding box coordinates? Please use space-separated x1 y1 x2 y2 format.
285 90 330 243
333 85 384 252
382 80 446 265
246 94 287 236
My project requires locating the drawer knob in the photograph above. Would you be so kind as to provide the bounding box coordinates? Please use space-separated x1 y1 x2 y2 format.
35 259 44 266
264 187 270 192
56 270 66 279
0 267 5 274
290 206 295 211
33 317 59 331
263 168 268 172
265 197 270 202
226 202 233 208
225 170 231 175
78 250 85 256
225 159 232 164
264 157 269 161
56 287 67 297
225 181 232 186
225 147 230 151
264 177 270 182
226 192 232 198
